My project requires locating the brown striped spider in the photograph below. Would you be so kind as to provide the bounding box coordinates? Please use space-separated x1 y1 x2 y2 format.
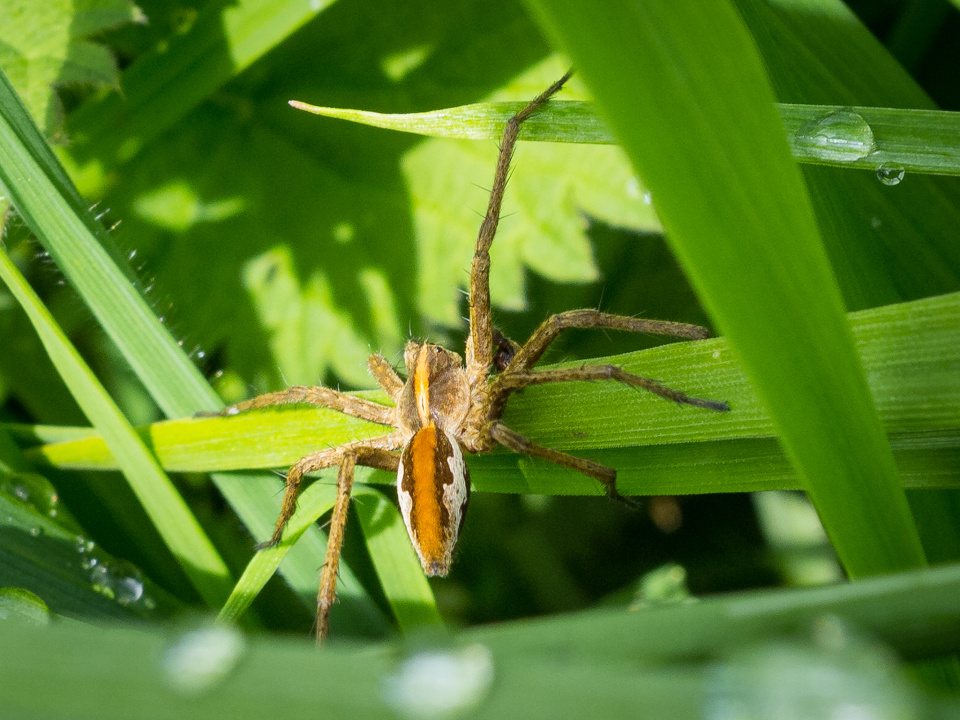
221 72 729 642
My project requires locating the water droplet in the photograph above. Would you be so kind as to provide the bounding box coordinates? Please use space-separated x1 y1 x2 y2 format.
212 370 224 380
642 191 653 206
383 644 494 719
128 249 137 260
0 587 52 626
81 555 98 571
196 350 206 359
76 537 96 554
795 109 875 163
2 475 60 517
875 162 904 186
112 561 145 606
28 526 42 537
161 626 246 695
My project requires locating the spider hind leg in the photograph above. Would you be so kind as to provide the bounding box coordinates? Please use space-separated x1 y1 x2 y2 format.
488 421 637 508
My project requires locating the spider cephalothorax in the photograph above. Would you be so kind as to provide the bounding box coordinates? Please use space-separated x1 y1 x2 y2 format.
220 72 729 641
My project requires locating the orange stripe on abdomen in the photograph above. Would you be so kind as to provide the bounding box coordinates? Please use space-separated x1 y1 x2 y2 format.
405 426 446 564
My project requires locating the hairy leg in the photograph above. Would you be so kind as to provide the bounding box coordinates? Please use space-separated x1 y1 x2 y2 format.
368 353 404 402
315 452 355 644
221 385 394 426
487 421 635 506
506 309 711 373
495 365 730 412
467 71 573 380
258 435 401 549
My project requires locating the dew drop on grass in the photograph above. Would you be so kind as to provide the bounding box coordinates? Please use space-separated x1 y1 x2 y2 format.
161 626 246 696
876 163 905 186
382 643 494 719
795 109 875 163
0 587 52 626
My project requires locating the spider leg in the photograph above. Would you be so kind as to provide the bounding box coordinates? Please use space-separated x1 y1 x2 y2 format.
487 421 636 507
220 385 394 426
495 365 730 412
314 445 400 644
467 71 573 380
368 353 404 402
257 435 401 550
505 309 712 373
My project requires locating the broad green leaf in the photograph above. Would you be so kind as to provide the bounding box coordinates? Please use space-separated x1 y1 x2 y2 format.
0 0 142 135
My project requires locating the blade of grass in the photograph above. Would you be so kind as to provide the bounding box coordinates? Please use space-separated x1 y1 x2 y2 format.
2 564 959 719
0 63 387 630
524 0 925 577
0 247 232 605
291 99 960 176
470 562 960 664
353 486 443 633
29 292 960 496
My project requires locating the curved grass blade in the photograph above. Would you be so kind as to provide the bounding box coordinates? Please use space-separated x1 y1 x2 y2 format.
291 99 960 177
524 0 925 577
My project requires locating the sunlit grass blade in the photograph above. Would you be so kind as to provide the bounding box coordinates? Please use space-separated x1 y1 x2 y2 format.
0 64 385 629
525 1 925 577
27 292 960 497
291 99 960 176
0 248 232 605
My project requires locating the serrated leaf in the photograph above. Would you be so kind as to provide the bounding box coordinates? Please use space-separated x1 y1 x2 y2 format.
0 0 141 135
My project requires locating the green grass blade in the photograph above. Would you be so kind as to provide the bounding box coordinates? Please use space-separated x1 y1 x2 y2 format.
218 474 439 635
292 99 960 177
0 470 181 621
1 564 958 719
0 62 386 629
524 0 925 577
218 480 338 626
29 291 959 497
354 486 442 633
470 563 960 663
0 248 232 605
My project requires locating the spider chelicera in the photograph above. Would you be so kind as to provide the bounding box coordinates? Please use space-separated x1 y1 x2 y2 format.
220 72 729 642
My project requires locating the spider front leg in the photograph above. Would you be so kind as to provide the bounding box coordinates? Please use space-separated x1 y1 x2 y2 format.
467 71 573 379
221 385 394 426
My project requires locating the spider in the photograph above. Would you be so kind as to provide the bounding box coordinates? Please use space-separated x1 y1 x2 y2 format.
220 72 729 642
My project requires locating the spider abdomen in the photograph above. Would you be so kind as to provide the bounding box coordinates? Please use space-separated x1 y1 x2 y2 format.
397 424 471 576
